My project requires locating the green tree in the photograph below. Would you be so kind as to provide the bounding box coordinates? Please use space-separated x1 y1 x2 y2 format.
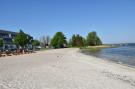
71 34 76 47
70 34 86 47
14 30 29 48
96 36 102 45
82 37 87 46
0 39 4 48
67 39 72 47
51 32 67 48
87 31 102 46
76 34 84 47
32 40 40 46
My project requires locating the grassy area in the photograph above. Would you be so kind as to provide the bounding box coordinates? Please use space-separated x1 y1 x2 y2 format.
39 48 52 51
80 45 118 52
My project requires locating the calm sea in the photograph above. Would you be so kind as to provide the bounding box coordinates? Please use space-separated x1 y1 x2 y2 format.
81 43 135 67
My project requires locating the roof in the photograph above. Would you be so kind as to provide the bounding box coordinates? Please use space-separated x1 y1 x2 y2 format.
0 29 33 39
0 29 17 35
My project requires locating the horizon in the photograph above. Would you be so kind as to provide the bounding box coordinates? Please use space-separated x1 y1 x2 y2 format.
0 0 135 44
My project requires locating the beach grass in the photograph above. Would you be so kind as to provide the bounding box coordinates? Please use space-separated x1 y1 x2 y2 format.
80 45 118 52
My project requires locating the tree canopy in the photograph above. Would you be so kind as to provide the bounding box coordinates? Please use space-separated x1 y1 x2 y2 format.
51 32 67 48
32 40 40 46
87 31 102 46
70 34 86 47
13 30 29 48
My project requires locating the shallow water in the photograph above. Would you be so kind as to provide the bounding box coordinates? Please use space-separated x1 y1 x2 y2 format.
81 44 135 67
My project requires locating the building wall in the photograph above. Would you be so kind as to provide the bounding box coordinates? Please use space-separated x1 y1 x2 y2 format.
0 30 33 50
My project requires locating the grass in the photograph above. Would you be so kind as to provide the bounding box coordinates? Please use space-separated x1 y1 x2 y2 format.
39 48 52 51
80 45 118 52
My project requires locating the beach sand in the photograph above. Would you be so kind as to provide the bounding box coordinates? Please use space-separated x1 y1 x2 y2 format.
0 48 135 89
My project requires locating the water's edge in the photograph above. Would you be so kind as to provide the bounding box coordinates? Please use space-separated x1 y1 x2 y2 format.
79 47 135 68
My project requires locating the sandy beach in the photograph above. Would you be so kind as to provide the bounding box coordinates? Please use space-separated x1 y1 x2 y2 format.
0 48 135 89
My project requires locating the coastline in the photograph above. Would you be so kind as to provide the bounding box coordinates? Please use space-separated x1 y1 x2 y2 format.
80 45 135 68
78 48 135 70
0 48 135 89
76 48 135 86
79 49 135 69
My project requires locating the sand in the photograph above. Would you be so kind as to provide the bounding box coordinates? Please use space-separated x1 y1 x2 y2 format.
0 48 135 89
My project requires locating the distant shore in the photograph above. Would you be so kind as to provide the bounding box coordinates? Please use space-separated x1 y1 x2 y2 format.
80 45 118 52
84 44 118 48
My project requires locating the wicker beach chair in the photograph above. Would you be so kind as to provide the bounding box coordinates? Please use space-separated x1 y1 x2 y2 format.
0 51 6 57
5 50 12 56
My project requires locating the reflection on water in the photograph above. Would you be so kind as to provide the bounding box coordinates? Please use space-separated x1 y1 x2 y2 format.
81 46 135 67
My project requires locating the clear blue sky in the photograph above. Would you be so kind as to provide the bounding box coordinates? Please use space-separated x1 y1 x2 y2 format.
0 0 135 43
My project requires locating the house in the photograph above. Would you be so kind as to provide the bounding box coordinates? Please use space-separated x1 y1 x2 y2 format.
0 29 33 51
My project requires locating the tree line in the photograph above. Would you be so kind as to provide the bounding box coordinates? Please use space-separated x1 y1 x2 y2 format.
0 30 102 50
50 31 102 48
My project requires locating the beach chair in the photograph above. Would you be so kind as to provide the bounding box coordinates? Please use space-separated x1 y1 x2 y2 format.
5 50 12 56
24 49 29 54
0 51 6 57
16 49 21 55
12 50 18 55
29 49 34 53
0 51 2 57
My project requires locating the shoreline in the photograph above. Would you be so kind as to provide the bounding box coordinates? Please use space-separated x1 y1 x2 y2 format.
76 48 135 86
80 46 135 69
78 49 135 70
80 49 135 69
0 48 135 89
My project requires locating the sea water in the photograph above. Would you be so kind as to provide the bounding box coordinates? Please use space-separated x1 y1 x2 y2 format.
81 43 135 67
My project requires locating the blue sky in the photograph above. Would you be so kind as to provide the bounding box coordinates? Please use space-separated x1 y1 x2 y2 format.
0 0 135 43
